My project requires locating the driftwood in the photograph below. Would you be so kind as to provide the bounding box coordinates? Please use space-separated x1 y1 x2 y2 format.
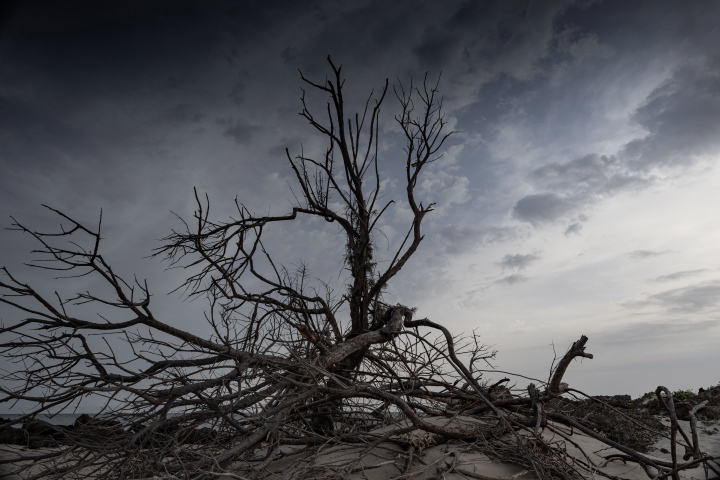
1 57 718 480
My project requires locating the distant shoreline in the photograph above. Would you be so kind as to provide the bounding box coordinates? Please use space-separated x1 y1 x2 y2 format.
0 414 99 426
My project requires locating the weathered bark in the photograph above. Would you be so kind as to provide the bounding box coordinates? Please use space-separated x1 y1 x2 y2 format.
548 334 593 396
320 306 411 368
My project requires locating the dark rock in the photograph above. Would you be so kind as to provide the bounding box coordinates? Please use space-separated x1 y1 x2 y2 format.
23 418 55 436
674 402 693 421
591 395 632 408
546 396 664 452
698 385 720 400
73 413 93 427
71 414 123 439
698 406 720 421
673 401 719 420
73 413 119 428
610 394 632 406
0 419 66 448
0 426 27 445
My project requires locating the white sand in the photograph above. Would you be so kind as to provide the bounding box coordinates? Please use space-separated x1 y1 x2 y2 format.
254 416 720 480
1 416 718 479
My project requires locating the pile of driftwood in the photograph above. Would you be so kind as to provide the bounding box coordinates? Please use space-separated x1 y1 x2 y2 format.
1 58 718 479
1 328 718 480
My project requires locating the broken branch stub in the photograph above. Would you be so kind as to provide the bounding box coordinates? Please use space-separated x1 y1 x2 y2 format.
548 334 593 396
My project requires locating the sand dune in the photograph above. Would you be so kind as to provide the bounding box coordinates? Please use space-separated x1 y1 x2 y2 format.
1 416 718 479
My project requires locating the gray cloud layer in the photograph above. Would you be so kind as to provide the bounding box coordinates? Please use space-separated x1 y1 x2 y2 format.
653 270 707 283
441 225 520 256
497 253 540 271
622 57 720 171
592 319 719 348
628 250 672 260
498 273 529 285
624 280 720 314
512 55 720 227
513 193 577 225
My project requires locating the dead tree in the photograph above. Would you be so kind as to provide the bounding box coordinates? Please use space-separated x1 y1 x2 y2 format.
1 57 718 480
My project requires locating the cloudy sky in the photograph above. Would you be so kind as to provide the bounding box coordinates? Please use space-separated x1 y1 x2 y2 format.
1 0 719 401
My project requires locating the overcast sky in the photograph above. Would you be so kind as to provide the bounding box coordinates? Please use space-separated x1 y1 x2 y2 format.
1 0 719 402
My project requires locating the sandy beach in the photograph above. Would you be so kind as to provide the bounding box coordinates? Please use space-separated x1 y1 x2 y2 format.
255 416 720 480
1 416 717 480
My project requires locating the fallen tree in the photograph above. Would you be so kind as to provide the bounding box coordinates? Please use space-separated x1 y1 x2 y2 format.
1 57 718 480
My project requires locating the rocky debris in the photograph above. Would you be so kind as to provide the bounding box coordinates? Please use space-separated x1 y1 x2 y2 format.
542 383 720 453
71 413 125 438
698 385 720 398
0 415 126 449
0 414 224 450
0 418 30 446
632 384 720 421
592 394 632 407
545 395 665 453
0 418 68 449
701 406 720 420
73 413 118 428
671 402 716 422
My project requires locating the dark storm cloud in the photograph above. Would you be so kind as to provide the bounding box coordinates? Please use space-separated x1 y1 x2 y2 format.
268 137 305 158
512 193 578 224
627 250 671 260
0 0 599 240
621 57 720 171
514 153 648 225
497 253 540 271
217 117 264 145
529 154 651 196
653 270 707 283
530 154 609 190
0 96 94 164
441 224 519 256
0 95 132 209
161 103 204 124
513 155 651 225
413 30 461 71
283 0 584 109
433 0 583 74
229 80 247 106
624 281 720 314
511 54 720 228
560 31 614 63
